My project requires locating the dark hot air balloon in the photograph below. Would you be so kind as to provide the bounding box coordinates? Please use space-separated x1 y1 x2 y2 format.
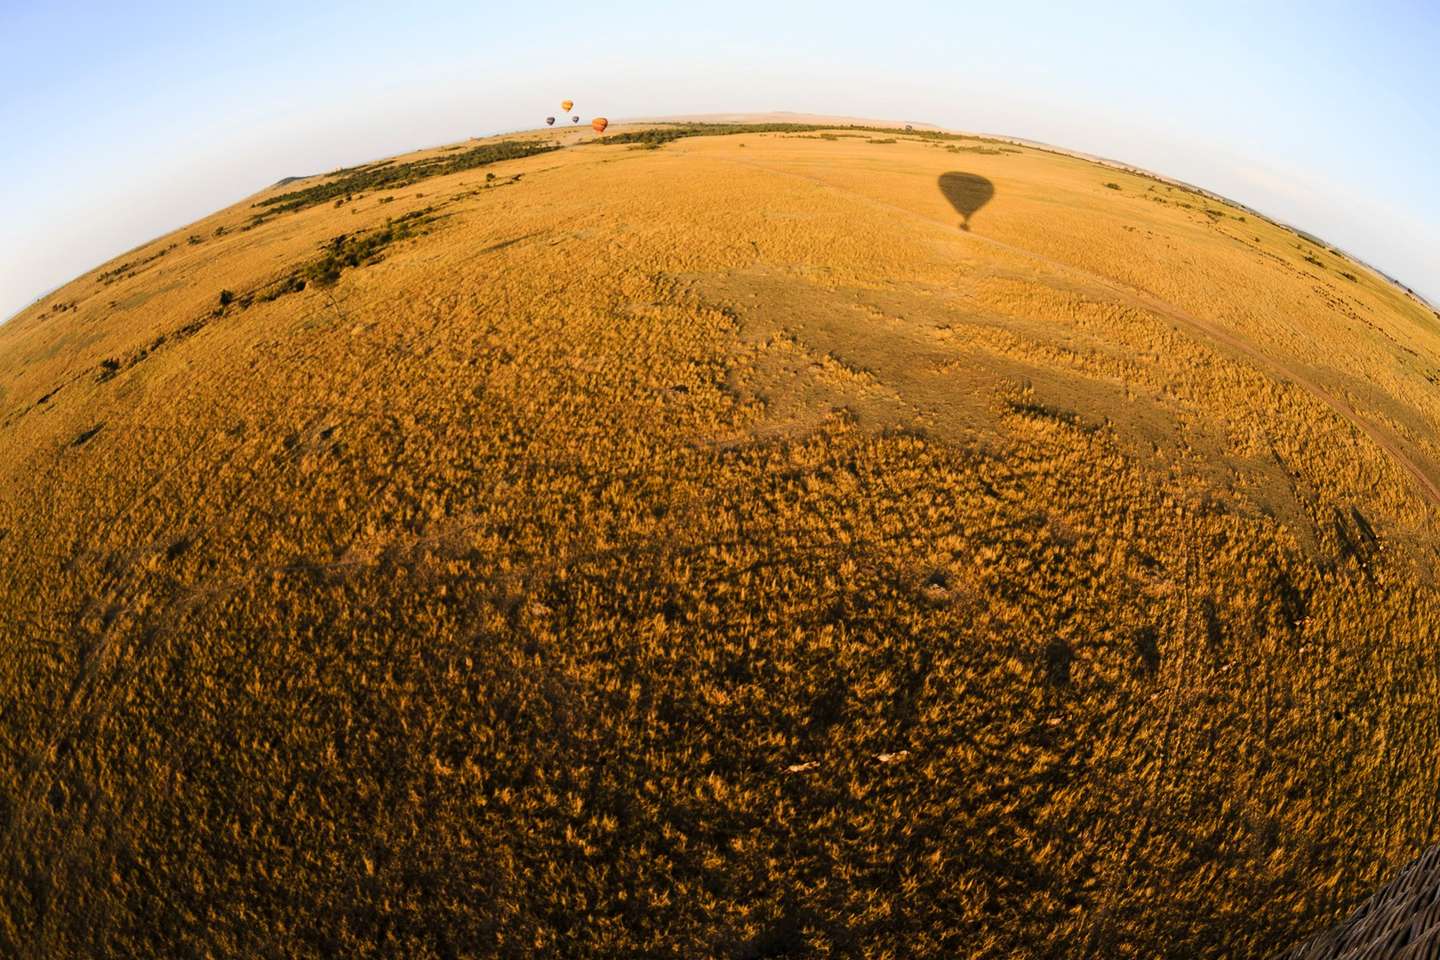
591 117 609 134
571 116 579 124
561 100 574 112
545 116 555 126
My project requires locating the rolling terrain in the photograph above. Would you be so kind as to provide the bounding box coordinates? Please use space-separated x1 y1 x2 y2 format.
1 119 1438 957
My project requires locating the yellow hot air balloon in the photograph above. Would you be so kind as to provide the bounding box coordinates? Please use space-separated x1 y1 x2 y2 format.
591 117 609 134
561 100 574 113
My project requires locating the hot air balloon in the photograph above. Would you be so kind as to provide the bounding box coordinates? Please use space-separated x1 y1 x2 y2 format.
591 117 609 134
545 116 555 126
561 100 574 112
571 116 579 124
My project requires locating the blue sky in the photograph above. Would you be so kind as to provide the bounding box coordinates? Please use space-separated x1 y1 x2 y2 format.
1 0 1437 319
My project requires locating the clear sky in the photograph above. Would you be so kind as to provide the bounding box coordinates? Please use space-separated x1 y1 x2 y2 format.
2 0 1437 320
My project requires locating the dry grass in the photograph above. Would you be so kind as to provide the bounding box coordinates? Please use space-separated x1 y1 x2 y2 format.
1 123 1438 958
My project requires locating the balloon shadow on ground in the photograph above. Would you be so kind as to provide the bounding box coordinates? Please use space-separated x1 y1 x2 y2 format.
938 172 995 231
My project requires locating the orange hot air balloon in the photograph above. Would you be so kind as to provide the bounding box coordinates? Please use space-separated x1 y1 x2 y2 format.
591 117 609 134
561 100 574 112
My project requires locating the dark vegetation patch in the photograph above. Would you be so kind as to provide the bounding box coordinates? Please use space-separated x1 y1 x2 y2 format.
251 140 557 218
96 244 176 285
1330 506 1380 572
444 172 528 203
1042 637 1074 686
1104 182 1122 190
479 231 546 255
601 122 1025 150
258 208 441 297
602 123 844 147
70 424 104 447
94 313 211 384
1004 398 1097 433
89 211 441 389
1202 600 1224 652
1132 627 1161 675
944 144 1022 155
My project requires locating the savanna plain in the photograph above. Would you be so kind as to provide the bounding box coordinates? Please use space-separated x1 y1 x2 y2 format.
1 121 1438 958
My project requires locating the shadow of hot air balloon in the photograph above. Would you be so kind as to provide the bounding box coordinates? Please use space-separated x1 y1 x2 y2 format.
938 172 995 231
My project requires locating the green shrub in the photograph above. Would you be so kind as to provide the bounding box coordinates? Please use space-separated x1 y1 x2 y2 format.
254 140 557 215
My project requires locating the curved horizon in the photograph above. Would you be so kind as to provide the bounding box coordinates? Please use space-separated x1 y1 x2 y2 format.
2 2 1436 322
6 111 1435 325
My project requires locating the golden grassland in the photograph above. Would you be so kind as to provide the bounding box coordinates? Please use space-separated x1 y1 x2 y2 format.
1 122 1439 957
